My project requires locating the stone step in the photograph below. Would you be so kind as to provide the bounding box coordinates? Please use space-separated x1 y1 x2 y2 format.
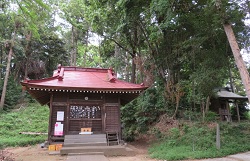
67 152 105 155
60 145 136 156
65 134 106 139
64 134 107 145
64 138 107 143
66 154 109 161
63 142 107 147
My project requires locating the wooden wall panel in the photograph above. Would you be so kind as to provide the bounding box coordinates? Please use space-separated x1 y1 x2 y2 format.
105 105 120 132
51 106 67 136
105 94 118 103
53 92 68 102
69 93 103 101
68 120 102 133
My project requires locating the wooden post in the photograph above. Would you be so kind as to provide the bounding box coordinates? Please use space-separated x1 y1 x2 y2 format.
48 93 53 144
235 101 240 122
201 101 205 122
216 123 220 149
226 100 231 122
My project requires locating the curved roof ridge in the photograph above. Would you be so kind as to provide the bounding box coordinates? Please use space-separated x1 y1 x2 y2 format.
22 76 59 84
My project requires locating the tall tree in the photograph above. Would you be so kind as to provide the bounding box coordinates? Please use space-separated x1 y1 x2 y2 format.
216 0 250 103
223 24 250 103
0 24 16 110
0 0 49 110
59 0 89 66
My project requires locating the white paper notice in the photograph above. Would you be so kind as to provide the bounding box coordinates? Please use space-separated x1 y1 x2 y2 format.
54 122 64 136
57 111 64 121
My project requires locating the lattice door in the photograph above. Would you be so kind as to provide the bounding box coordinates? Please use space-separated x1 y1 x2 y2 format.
105 105 119 132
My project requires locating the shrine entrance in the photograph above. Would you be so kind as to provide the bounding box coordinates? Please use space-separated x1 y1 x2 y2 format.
68 103 104 134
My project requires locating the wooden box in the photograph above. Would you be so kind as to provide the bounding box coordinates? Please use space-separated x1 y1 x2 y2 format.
81 127 92 132
48 145 56 151
55 144 63 151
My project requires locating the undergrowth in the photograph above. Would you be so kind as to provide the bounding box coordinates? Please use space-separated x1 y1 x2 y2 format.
0 103 49 149
149 121 250 160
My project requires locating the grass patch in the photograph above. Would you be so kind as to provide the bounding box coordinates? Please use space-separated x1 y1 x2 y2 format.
0 103 49 149
149 121 250 160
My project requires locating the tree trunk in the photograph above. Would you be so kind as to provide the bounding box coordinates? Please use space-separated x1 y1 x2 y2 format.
83 30 88 67
205 96 210 113
0 25 16 110
0 44 3 81
235 101 240 122
172 96 180 119
70 26 74 66
70 26 77 66
24 31 32 80
223 23 250 103
131 56 136 83
202 101 205 122
20 31 32 103
229 64 240 122
0 46 13 110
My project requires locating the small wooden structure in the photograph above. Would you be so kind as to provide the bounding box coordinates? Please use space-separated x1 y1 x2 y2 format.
210 88 248 121
21 65 147 144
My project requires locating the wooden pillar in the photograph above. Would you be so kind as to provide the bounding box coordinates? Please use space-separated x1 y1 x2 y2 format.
118 95 122 140
235 100 240 122
48 93 53 144
226 100 231 122
103 94 106 133
66 93 69 135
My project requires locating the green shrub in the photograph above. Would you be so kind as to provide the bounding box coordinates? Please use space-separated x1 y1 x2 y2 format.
151 127 162 139
121 82 170 141
0 76 22 110
149 121 250 160
0 103 49 149
205 111 218 122
243 111 250 120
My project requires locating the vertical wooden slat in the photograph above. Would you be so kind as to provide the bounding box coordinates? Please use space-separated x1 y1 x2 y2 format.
118 96 121 140
105 105 119 132
66 93 69 135
102 94 106 133
48 93 53 143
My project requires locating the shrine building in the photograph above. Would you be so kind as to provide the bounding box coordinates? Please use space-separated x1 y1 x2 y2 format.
21 65 147 144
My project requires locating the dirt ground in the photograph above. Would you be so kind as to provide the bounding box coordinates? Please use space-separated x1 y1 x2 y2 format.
2 142 157 161
3 142 249 161
2 145 66 161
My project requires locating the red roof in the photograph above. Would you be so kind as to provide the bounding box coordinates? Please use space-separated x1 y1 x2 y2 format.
21 66 147 105
22 66 146 91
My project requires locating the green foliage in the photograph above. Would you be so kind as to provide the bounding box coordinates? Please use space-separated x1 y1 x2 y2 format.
244 111 250 120
0 76 22 110
33 33 68 75
77 44 104 67
0 103 49 149
151 127 162 139
231 102 249 120
121 82 170 141
149 122 250 160
15 0 50 39
204 111 218 122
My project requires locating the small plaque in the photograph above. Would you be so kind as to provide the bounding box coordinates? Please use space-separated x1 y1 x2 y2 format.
57 111 64 121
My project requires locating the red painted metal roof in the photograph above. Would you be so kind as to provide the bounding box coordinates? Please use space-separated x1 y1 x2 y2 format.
21 66 147 91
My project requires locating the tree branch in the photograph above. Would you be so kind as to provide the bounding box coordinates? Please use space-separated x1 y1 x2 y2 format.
110 38 133 55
